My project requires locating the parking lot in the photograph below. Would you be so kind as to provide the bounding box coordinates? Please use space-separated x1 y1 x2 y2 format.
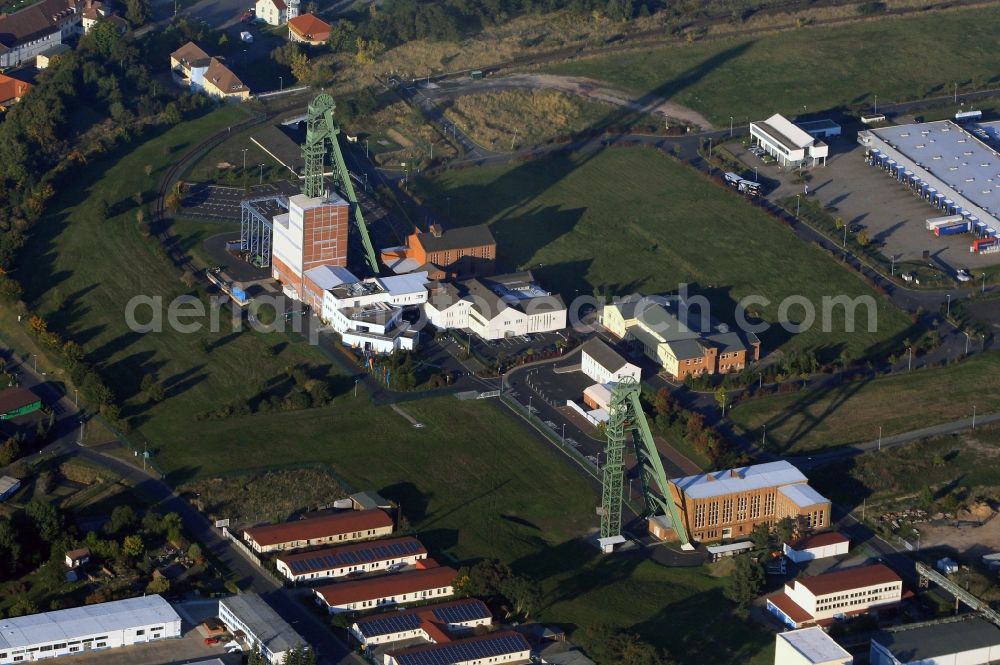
732 133 1000 274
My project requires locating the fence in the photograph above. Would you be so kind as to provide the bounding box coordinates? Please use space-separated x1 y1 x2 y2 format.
221 526 285 587
253 85 310 99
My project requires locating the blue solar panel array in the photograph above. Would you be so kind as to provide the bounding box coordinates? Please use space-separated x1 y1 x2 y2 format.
287 539 423 575
356 613 424 638
430 601 490 625
394 633 529 665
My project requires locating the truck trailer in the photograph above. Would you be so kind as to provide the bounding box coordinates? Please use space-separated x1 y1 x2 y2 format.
926 214 963 231
935 221 971 236
972 237 999 253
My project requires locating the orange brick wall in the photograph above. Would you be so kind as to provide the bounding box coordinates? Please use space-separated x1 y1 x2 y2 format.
302 203 348 272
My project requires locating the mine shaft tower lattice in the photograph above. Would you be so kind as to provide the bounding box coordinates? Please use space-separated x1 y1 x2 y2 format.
600 376 689 547
303 93 379 274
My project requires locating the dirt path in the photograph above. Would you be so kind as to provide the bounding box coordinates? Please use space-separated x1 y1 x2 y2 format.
441 73 714 131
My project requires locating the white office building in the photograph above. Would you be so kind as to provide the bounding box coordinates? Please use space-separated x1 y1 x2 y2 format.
775 628 852 665
750 113 829 168
0 595 180 664
579 337 641 385
319 273 427 353
768 564 902 629
218 594 308 665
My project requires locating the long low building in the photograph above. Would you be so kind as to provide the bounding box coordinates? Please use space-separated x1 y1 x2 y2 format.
275 536 427 582
219 593 308 665
384 631 531 665
767 564 903 629
783 532 850 564
350 598 492 647
314 564 457 614
0 595 181 664
870 617 1000 665
858 120 1000 242
244 509 394 554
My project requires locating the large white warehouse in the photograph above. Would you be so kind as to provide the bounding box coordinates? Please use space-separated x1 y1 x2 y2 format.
0 595 181 664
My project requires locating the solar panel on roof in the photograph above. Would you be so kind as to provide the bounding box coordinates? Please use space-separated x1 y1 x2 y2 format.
394 633 528 665
356 613 423 638
431 602 489 624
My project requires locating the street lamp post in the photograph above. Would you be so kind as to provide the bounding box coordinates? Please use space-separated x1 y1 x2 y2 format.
878 425 882 451
947 293 952 317
983 273 988 294
761 424 766 447
74 389 78 408
32 354 36 372
729 116 734 137
908 346 912 371
754 166 758 182
259 164 264 185
365 139 369 159
965 331 970 355
973 404 977 429
561 423 565 442
891 255 896 276
796 195 801 219
279 76 283 91
242 148 248 172
874 94 877 115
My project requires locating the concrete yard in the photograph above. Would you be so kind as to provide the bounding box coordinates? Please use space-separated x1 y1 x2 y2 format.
50 626 239 665
730 134 1000 274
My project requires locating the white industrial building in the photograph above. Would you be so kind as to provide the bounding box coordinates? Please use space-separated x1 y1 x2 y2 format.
319 273 427 353
218 593 308 665
579 338 641 385
783 532 850 563
768 564 903 629
750 113 830 168
858 120 1000 244
0 595 181 664
424 272 566 340
274 536 427 583
314 565 457 614
775 628 852 665
870 617 1000 665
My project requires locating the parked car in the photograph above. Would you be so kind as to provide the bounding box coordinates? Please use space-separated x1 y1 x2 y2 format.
956 269 972 282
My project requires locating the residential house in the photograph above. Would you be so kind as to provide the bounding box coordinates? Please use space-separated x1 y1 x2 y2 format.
255 0 286 25
287 13 330 45
0 0 81 67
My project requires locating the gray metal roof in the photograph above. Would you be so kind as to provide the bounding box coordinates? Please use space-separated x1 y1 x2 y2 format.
867 120 1000 230
304 265 359 290
219 594 306 655
663 337 705 361
672 461 808 500
779 484 829 508
0 476 20 496
579 338 629 373
0 596 179 650
777 627 851 664
416 224 495 253
350 490 391 510
873 618 1000 661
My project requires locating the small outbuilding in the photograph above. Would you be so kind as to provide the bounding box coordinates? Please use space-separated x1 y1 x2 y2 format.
0 475 21 501
783 532 849 563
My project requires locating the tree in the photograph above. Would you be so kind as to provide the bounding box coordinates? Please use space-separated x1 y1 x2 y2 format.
8 598 39 617
327 20 356 51
140 374 165 402
857 230 870 247
0 437 20 466
26 500 63 543
355 37 385 65
247 644 265 665
724 553 764 610
714 387 727 413
289 51 312 82
106 505 136 535
499 574 541 619
653 387 675 420
187 542 204 564
125 0 151 25
749 522 770 551
164 191 183 214
0 515 23 577
146 575 170 594
834 216 845 230
122 534 144 558
775 516 796 545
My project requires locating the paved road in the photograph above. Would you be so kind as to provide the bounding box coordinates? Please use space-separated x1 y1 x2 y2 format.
0 349 364 665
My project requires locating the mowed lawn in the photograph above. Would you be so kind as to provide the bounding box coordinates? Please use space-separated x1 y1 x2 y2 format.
729 352 1000 453
544 6 1000 125
15 106 345 448
414 148 911 360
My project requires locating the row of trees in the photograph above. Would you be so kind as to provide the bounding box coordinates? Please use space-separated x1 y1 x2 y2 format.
724 518 797 614
648 387 743 468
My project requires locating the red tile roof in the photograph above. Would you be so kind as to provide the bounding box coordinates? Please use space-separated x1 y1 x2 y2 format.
315 565 457 607
767 592 812 625
787 531 849 551
795 564 901 597
267 0 286 9
0 387 40 414
287 12 330 40
245 509 393 547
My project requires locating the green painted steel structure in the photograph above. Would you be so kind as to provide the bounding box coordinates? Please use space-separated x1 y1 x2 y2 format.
303 93 379 274
600 377 689 546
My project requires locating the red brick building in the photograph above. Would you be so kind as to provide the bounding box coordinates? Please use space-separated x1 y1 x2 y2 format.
272 193 350 301
381 223 495 278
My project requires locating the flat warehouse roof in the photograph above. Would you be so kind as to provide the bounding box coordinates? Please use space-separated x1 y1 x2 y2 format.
873 617 1000 660
0 595 179 650
777 627 851 664
867 120 1000 229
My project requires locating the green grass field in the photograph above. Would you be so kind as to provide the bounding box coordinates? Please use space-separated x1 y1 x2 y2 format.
544 6 1000 125
729 352 1000 453
414 148 911 361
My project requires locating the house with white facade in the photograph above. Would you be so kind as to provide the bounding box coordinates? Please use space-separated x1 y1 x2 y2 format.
255 0 286 25
767 564 903 629
314 564 457 614
350 598 492 648
783 532 850 564
423 272 566 340
218 593 308 665
275 537 427 583
579 337 640 384
319 273 427 353
0 0 82 67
